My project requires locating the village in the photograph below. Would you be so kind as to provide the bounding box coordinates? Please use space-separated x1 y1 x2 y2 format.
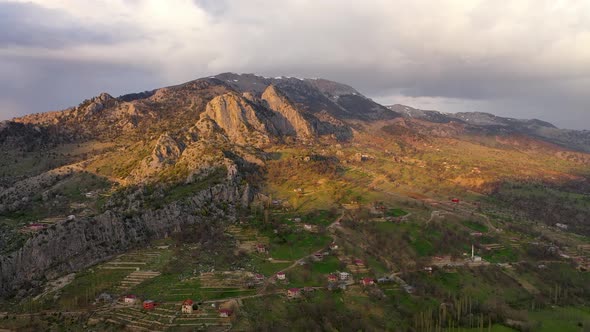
58 192 580 331
4 184 589 331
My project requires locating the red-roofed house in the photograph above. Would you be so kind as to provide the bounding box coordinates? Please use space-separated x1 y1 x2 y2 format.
219 309 233 318
276 272 286 280
143 300 156 310
256 244 266 254
354 259 365 266
360 278 374 286
287 288 301 299
328 274 338 282
27 223 46 231
181 299 194 313
361 278 375 286
254 274 265 281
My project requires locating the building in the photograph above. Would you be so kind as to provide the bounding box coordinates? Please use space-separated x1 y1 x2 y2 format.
304 224 313 231
254 274 265 281
313 253 324 261
555 223 569 230
354 259 365 266
287 288 301 299
143 300 156 310
96 292 114 303
181 299 194 314
256 244 267 254
339 272 350 280
219 309 233 318
451 198 460 203
471 245 482 262
360 278 374 286
424 267 433 274
276 272 286 280
328 274 338 282
27 223 46 231
123 294 138 305
329 242 339 250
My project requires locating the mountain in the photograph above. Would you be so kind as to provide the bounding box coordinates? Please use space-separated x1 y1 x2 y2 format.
388 104 590 152
1 73 589 331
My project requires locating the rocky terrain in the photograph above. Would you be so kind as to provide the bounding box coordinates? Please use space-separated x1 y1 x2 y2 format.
0 74 589 332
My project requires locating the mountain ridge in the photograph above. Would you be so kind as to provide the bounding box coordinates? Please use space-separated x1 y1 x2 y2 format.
1 73 589 299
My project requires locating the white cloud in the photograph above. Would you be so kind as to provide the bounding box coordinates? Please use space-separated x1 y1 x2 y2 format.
0 0 589 128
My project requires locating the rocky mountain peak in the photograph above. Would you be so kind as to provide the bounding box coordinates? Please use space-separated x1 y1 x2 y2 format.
261 85 315 139
201 92 277 146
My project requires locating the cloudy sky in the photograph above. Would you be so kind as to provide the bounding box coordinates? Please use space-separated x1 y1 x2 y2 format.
0 0 589 129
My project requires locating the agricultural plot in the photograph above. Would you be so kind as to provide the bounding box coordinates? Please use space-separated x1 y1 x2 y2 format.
117 270 161 293
130 274 256 303
226 225 269 254
199 271 256 288
339 256 370 275
98 302 231 331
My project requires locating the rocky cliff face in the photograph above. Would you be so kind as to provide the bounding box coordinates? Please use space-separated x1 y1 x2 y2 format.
201 93 278 146
261 85 315 139
0 179 250 297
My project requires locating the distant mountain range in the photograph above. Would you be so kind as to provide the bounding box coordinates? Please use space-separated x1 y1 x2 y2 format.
388 104 590 153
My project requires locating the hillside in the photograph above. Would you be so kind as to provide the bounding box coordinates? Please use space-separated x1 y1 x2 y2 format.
388 104 590 153
0 73 589 331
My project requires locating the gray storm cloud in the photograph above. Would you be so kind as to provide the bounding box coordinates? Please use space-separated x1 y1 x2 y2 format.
0 0 588 129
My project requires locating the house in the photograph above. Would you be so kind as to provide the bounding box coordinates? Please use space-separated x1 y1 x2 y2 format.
27 223 46 231
123 294 138 305
470 232 483 237
287 288 301 298
293 217 302 223
360 278 374 286
424 266 433 274
276 272 286 280
313 253 324 261
329 243 339 250
328 274 338 282
339 272 350 280
451 198 460 203
256 244 267 254
254 273 265 281
181 299 194 314
555 223 569 230
303 224 313 231
219 309 233 318
96 293 114 303
353 259 365 266
143 300 156 310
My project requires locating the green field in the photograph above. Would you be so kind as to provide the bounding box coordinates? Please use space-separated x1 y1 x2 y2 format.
528 307 590 332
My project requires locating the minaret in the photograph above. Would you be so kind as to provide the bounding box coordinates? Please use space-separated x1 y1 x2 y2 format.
471 244 474 260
